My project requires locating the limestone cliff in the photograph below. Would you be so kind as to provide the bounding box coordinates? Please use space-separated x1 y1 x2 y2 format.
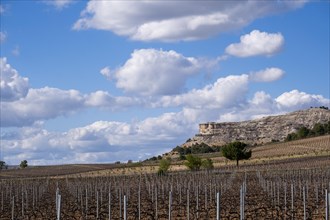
185 108 330 147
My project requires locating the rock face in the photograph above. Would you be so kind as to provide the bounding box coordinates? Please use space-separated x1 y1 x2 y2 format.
186 108 330 146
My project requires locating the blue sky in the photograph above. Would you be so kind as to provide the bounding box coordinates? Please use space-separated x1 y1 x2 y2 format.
1 0 329 165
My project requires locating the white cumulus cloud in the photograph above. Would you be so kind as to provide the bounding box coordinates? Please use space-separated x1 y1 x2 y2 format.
0 57 29 101
249 67 285 82
85 90 143 109
158 74 249 109
100 66 111 79
3 86 328 165
276 90 330 111
1 111 196 165
157 67 285 109
1 87 85 127
73 1 305 42
111 49 208 96
225 30 284 57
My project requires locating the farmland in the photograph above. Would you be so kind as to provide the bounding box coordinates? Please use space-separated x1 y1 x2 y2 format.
1 135 329 219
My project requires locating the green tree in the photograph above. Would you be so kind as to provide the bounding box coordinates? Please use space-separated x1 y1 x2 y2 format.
312 123 325 136
0 161 7 170
201 158 214 170
297 127 310 139
184 154 202 171
157 158 171 175
286 133 298 141
221 142 251 167
20 160 28 169
191 143 214 154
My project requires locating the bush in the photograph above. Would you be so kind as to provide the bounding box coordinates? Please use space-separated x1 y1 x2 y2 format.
0 161 7 170
179 154 186 160
297 127 310 139
20 160 28 169
201 158 214 170
184 154 202 171
286 133 298 141
173 143 219 157
157 159 171 176
286 121 329 141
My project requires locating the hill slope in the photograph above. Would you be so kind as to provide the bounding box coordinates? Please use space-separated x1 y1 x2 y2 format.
185 108 329 146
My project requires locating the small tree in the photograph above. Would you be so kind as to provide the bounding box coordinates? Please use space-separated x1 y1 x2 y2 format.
157 158 171 175
184 154 202 171
312 123 325 136
20 160 28 169
0 161 7 170
297 127 310 139
286 133 298 141
201 158 214 170
222 141 251 167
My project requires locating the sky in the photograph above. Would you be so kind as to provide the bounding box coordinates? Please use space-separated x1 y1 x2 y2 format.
0 0 329 165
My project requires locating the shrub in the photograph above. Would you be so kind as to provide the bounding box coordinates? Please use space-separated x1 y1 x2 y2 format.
157 159 171 176
184 154 202 171
201 158 214 170
20 160 28 169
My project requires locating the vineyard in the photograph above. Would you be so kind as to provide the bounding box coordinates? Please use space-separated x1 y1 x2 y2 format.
1 155 330 219
1 136 330 219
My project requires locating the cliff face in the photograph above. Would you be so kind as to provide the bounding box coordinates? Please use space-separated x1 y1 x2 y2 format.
187 108 330 146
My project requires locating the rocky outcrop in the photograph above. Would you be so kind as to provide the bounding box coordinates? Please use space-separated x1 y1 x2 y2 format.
185 108 330 147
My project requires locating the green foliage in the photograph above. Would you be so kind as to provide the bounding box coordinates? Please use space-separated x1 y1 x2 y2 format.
157 158 171 175
221 141 251 167
286 121 330 141
179 154 186 160
173 142 219 157
148 156 158 161
191 143 215 154
297 127 310 139
286 133 298 141
184 154 202 171
319 106 329 110
144 155 163 162
201 158 214 170
20 160 28 169
0 161 7 170
312 123 326 135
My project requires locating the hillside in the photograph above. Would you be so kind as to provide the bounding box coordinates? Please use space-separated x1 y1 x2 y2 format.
184 108 330 147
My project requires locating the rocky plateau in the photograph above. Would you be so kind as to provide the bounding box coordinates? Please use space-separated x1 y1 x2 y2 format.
183 108 330 147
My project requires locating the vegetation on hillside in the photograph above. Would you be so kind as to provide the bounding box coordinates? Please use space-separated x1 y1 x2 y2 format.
157 158 171 175
201 158 214 170
286 121 330 141
0 161 8 170
184 154 202 171
184 154 214 171
144 155 163 162
173 142 220 157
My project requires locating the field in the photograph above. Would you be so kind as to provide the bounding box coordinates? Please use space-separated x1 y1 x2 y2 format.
0 135 329 219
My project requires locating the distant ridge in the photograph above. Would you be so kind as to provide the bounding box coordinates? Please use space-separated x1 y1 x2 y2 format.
183 108 330 147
